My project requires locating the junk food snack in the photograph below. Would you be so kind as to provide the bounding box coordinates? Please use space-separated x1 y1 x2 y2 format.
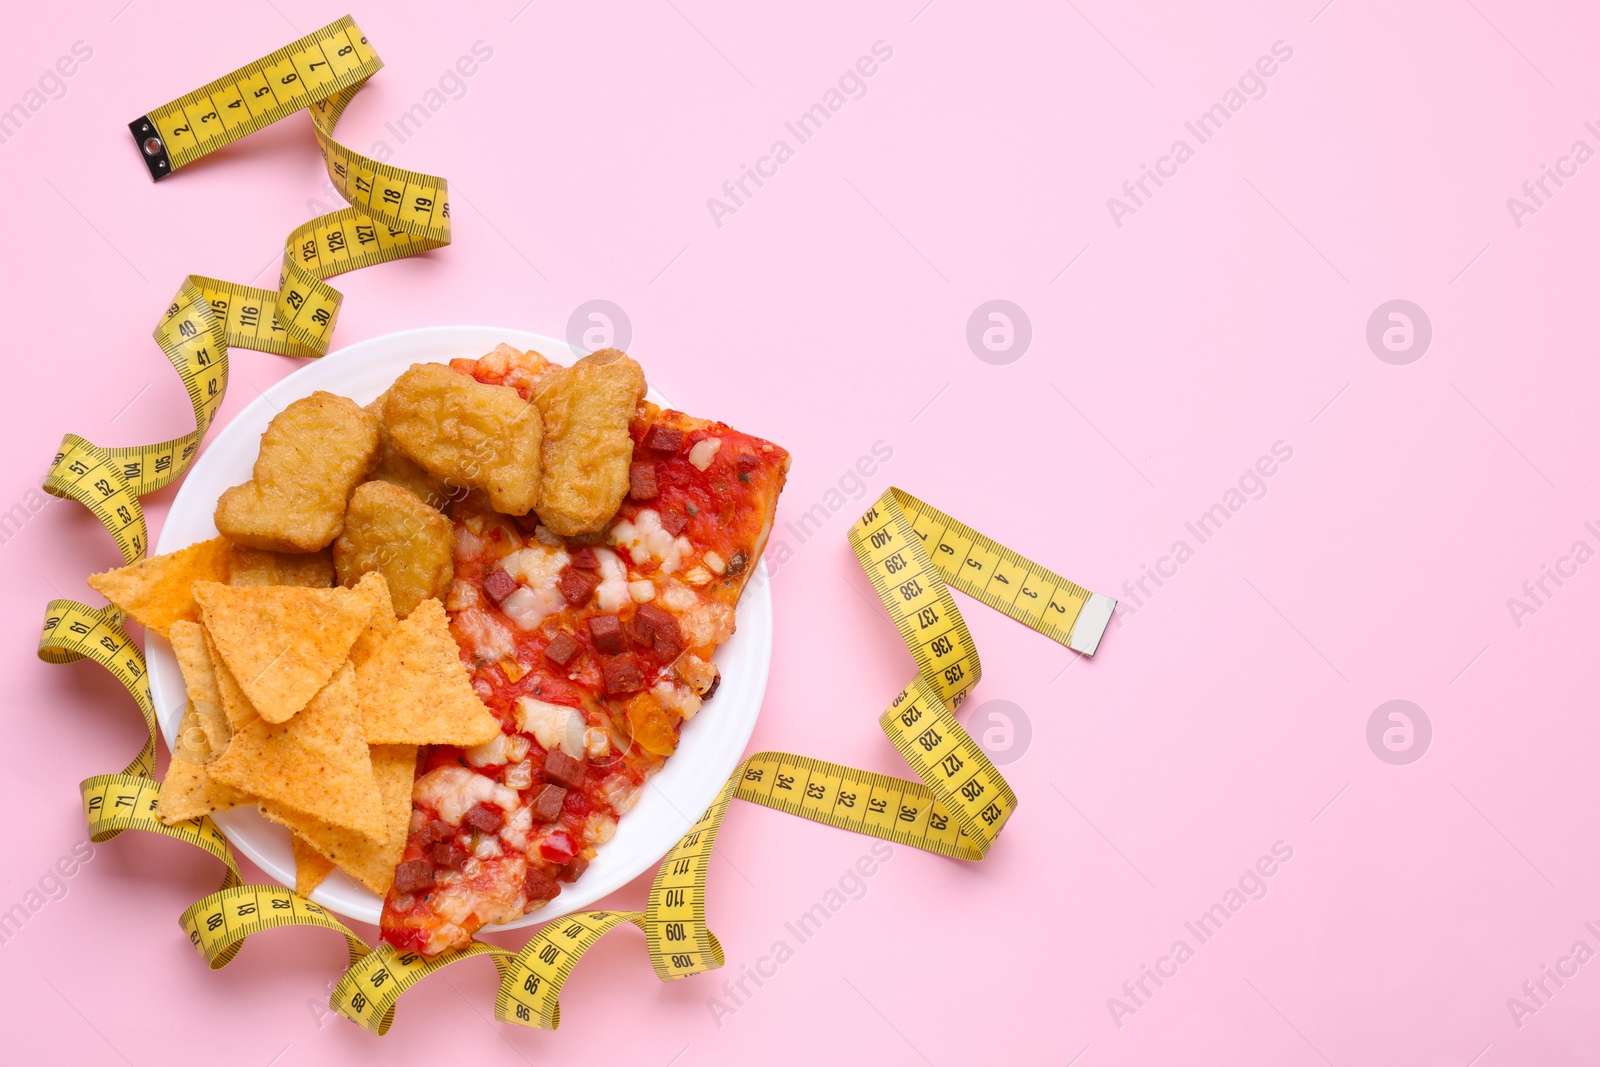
88 345 789 950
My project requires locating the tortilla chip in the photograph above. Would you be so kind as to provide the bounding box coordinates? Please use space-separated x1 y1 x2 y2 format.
263 743 418 896
347 571 398 669
356 598 499 746
207 663 384 837
194 581 373 724
228 545 336 588
157 705 250 823
168 621 232 755
291 834 337 897
86 537 230 638
207 630 260 731
158 756 251 823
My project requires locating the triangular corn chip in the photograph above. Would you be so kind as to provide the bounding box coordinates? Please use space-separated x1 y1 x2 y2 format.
208 663 383 837
264 743 418 897
356 598 499 746
157 704 250 824
291 834 337 897
207 630 260 731
87 537 230 638
168 621 232 755
194 581 373 724
157 754 251 823
347 571 398 669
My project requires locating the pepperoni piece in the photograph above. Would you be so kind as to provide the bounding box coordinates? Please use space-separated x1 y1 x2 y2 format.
543 631 581 667
629 462 659 500
462 803 504 834
568 547 599 570
543 749 585 789
525 865 561 904
483 567 518 605
429 842 471 871
588 614 626 654
558 856 589 883
393 860 435 895
531 784 567 822
642 425 683 453
601 655 645 695
558 567 601 605
658 509 688 536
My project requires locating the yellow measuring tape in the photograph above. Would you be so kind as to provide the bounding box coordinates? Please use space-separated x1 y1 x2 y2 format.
128 14 448 357
41 18 1116 1035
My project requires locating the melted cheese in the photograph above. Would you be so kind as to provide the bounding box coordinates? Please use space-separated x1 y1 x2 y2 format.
414 766 499 825
515 696 586 758
609 510 685 573
593 547 630 611
499 544 571 629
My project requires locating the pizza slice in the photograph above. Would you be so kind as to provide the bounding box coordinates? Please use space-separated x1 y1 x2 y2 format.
380 379 789 954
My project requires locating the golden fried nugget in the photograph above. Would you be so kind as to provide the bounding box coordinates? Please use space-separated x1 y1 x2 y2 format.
365 394 450 509
227 544 335 587
382 363 542 516
533 348 647 535
334 481 454 618
214 392 380 552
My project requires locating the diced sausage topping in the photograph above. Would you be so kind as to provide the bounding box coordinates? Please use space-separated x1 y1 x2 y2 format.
462 802 504 835
601 655 645 695
630 602 684 659
393 859 435 895
629 462 659 500
736 451 760 473
531 784 567 822
429 842 471 871
525 865 561 903
417 818 454 847
558 856 589 883
544 750 585 789
568 547 599 570
483 567 519 605
642 425 683 453
588 613 626 654
558 566 601 606
659 509 688 536
543 631 581 667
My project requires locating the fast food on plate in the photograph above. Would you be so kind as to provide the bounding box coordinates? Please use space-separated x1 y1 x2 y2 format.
214 392 380 552
121 341 786 946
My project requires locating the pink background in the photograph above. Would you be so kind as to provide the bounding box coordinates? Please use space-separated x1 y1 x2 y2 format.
3 1 1597 1063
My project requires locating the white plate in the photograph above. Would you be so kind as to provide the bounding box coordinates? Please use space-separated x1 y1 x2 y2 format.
149 326 772 931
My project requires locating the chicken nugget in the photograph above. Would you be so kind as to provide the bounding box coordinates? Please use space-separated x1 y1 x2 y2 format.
214 392 380 552
333 481 454 617
365 394 450 509
383 363 542 515
533 348 647 535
